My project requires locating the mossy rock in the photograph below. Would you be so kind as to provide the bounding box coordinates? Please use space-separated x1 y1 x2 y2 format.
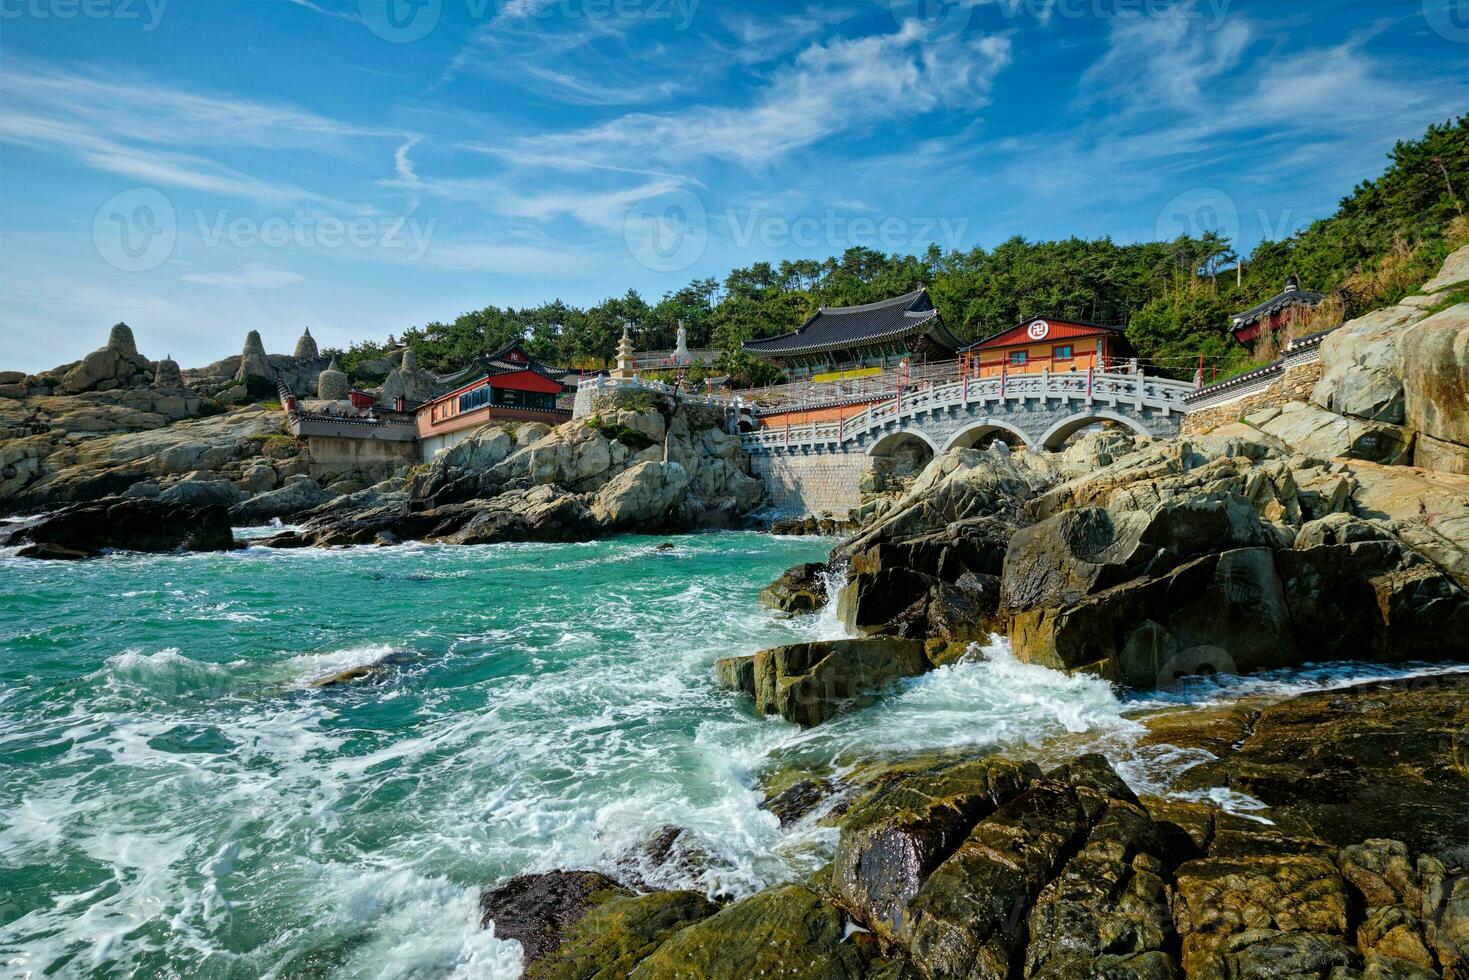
532 889 718 980
629 884 892 979
830 756 1040 945
261 434 306 460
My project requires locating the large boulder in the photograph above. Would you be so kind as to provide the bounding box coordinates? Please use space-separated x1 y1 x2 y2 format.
1312 302 1425 424
228 479 337 525
1249 400 1415 465
1399 302 1469 474
591 461 689 532
478 871 716 980
830 756 1039 946
715 636 931 727
759 561 830 614
0 496 235 558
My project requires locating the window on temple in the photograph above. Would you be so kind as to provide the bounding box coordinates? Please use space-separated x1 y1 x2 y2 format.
1009 351 1028 365
493 388 557 411
458 385 491 414
1053 345 1073 360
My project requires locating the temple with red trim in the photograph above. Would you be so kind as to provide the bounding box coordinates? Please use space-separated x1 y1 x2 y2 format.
415 342 572 458
958 316 1135 378
1229 275 1324 350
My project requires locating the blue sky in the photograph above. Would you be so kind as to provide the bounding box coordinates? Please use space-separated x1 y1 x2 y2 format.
1 0 1465 373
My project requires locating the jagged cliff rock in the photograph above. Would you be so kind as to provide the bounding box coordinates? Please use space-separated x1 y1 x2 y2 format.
1310 245 1469 473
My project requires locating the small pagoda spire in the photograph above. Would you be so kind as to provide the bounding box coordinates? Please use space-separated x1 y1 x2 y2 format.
611 323 639 381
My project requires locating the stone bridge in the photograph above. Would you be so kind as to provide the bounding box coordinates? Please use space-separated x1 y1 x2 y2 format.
741 370 1195 516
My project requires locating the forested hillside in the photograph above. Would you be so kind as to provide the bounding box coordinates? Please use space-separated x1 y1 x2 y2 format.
333 115 1468 385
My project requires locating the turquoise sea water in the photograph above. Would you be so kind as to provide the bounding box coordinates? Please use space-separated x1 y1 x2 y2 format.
3 531 1460 978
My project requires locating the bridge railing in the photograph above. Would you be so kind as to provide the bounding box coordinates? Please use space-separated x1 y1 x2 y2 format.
740 370 1194 452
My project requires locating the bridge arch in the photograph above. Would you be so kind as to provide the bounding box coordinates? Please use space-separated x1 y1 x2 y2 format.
1039 410 1153 451
942 420 1032 452
867 428 940 459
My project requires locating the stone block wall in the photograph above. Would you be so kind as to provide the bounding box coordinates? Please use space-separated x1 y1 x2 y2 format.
749 452 868 518
1181 361 1323 436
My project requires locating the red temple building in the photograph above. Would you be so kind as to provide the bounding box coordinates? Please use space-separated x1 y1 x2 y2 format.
1230 275 1324 349
958 316 1134 378
416 342 571 458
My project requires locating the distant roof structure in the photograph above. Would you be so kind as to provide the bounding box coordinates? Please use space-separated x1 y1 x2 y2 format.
742 286 962 358
435 341 568 389
1231 275 1324 332
958 316 1126 352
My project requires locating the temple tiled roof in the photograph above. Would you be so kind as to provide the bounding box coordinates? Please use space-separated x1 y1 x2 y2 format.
1231 275 1324 329
436 342 568 389
742 287 961 357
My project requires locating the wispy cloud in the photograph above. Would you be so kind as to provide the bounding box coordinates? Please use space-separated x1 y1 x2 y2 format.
181 264 306 288
0 57 409 207
517 23 1014 169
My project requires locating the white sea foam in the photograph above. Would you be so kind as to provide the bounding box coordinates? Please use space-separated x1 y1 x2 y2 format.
6 534 1466 977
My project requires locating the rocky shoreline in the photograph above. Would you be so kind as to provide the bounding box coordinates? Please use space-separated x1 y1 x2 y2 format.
479 672 1469 980
471 250 1469 978
3 248 1468 977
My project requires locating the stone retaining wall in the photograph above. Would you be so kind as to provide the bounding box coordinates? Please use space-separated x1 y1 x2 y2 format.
750 452 867 518
1181 361 1323 436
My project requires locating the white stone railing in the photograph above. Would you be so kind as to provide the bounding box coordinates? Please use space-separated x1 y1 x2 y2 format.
578 374 731 406
740 370 1194 452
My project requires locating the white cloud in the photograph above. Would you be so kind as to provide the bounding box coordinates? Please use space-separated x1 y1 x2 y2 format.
0 57 405 208
181 265 306 288
518 24 1014 169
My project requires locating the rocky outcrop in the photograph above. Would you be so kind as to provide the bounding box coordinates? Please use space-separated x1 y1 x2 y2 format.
591 461 689 531
0 496 236 558
1165 673 1469 854
1004 450 1469 683
1311 246 1469 473
479 870 717 979
228 477 338 525
630 884 896 979
56 323 155 395
759 562 830 614
3 405 285 513
716 637 932 727
1401 303 1469 474
480 673 1469 980
830 756 1039 948
290 396 765 548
